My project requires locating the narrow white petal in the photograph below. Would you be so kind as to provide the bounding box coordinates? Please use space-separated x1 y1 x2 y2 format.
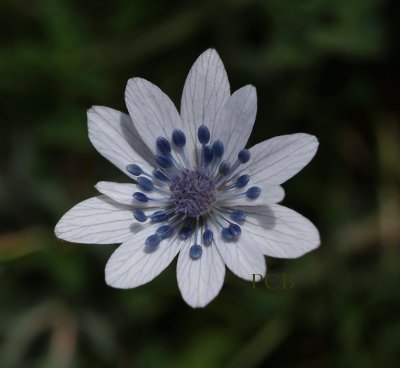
180 49 230 165
55 196 140 244
241 204 320 258
105 226 180 289
241 134 319 185
177 237 225 308
218 183 285 207
95 181 163 208
213 85 257 163
212 223 266 281
124 78 189 167
88 106 155 178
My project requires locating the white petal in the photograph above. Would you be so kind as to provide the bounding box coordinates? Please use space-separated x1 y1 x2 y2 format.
213 85 257 163
95 181 163 208
242 134 319 185
177 236 225 308
241 204 320 258
88 106 155 179
212 223 266 281
180 49 230 165
124 78 189 167
105 226 180 289
55 196 141 244
218 183 285 207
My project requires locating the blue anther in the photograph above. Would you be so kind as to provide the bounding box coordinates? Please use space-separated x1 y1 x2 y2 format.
145 234 161 251
126 164 142 176
150 211 168 223
198 125 210 144
246 186 261 199
153 169 169 182
203 229 213 246
238 149 251 164
172 129 186 147
221 228 234 241
229 223 241 238
156 137 172 154
235 174 250 188
189 244 203 260
156 225 174 239
155 153 173 168
179 225 193 240
230 209 247 222
204 145 214 164
137 177 154 192
133 208 147 222
219 160 230 176
133 192 148 202
212 140 224 158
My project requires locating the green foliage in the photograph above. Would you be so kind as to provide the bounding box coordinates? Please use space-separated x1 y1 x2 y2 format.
1 0 399 367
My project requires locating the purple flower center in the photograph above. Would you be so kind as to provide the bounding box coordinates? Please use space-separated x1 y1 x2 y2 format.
169 169 215 217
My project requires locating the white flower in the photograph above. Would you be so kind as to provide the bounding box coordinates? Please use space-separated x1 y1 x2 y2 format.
55 49 320 308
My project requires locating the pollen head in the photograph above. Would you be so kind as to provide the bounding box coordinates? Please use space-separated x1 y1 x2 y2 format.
169 169 215 217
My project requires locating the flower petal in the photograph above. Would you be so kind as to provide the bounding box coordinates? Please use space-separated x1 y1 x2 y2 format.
124 78 189 167
240 204 320 258
212 223 266 281
88 106 155 178
180 49 230 165
242 134 319 185
95 181 163 208
105 226 181 289
213 85 257 163
177 236 225 308
55 196 141 244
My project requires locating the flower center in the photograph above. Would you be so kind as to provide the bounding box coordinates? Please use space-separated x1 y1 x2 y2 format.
169 169 215 218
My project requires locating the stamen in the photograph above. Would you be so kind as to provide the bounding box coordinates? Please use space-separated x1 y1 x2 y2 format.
133 192 148 202
172 129 186 147
221 228 234 241
155 154 173 169
153 169 170 182
203 228 213 246
217 174 249 192
230 149 251 175
238 149 251 164
189 244 203 260
211 140 224 159
229 223 241 238
133 208 147 222
179 225 193 240
126 164 142 176
218 160 230 176
230 209 247 222
235 175 250 188
204 145 213 165
198 125 210 145
150 211 168 223
145 234 161 251
156 137 172 154
246 186 261 199
155 225 174 239
137 177 154 192
172 129 191 168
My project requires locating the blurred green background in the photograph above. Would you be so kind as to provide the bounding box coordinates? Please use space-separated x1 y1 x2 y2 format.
1 0 400 367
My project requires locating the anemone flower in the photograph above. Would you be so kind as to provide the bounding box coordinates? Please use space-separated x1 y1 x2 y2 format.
55 49 320 308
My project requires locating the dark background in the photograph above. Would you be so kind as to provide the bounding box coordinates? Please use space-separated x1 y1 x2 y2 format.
1 0 399 367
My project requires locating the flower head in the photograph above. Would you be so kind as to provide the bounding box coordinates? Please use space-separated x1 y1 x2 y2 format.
55 49 320 308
